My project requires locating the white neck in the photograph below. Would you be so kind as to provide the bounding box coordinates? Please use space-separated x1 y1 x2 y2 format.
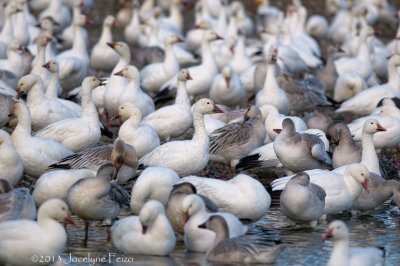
99 23 112 44
361 130 380 175
328 238 350 266
387 58 400 89
163 42 179 75
201 39 217 73
27 80 47 106
111 51 130 75
45 70 60 98
12 107 32 138
263 61 279 93
192 111 209 145
175 79 191 106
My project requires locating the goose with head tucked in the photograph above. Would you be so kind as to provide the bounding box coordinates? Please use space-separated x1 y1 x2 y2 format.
115 102 160 158
90 15 119 73
0 198 76 266
182 194 248 253
112 200 176 256
16 74 80 131
34 76 103 152
273 118 332 173
0 130 23 186
139 98 224 177
199 215 286 264
67 164 130 242
322 220 385 266
0 179 36 222
10 102 73 178
115 65 155 117
142 69 193 142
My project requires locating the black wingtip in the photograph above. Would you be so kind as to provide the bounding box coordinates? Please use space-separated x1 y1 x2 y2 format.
153 87 175 106
235 154 262 170
138 164 146 170
100 125 113 139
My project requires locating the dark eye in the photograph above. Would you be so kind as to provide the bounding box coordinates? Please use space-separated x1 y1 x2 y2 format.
93 78 95 81
207 102 209 104
62 207 66 211
121 107 124 109
21 83 23 86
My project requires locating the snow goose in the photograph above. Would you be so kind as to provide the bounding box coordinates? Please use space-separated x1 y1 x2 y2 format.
47 139 138 184
67 164 130 241
124 0 140 46
10 102 73 178
16 74 81 131
316 45 339 95
0 130 23 186
31 18 57 62
140 34 183 96
230 1 253 36
160 0 184 34
139 98 224 176
112 200 176 256
30 34 52 89
130 167 179 214
90 15 119 73
255 46 290 115
59 0 87 49
182 194 248 253
116 0 132 30
229 29 252 76
34 76 103 152
39 0 71 34
32 169 96 207
142 69 193 142
0 40 25 79
0 179 36 222
272 163 370 216
115 103 159 159
0 2 22 58
273 118 332 173
209 105 266 170
180 174 270 222
327 121 361 169
57 14 92 92
259 104 307 142
199 215 286 263
0 198 76 266
280 172 326 227
166 182 218 235
209 65 246 108
333 71 367 102
303 107 332 133
322 220 385 266
159 30 223 101
115 65 155 117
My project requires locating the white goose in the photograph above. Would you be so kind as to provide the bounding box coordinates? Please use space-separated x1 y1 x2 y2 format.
90 15 119 73
116 65 155 117
59 0 88 49
0 130 23 186
0 2 22 58
322 220 385 266
179 174 271 222
140 34 183 96
10 102 73 178
34 76 103 152
30 34 52 89
112 200 176 256
0 199 76 266
16 74 80 131
115 102 160 158
139 98 223 177
0 40 25 79
229 29 252 76
256 46 290 115
333 71 367 103
142 69 193 142
38 0 71 34
124 0 141 46
130 167 179 214
182 194 248 253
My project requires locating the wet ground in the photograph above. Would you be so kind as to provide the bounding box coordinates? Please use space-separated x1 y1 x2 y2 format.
21 0 400 265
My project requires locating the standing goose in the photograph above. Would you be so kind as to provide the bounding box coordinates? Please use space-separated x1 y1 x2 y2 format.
0 40 25 79
67 164 130 242
0 2 22 58
199 215 286 264
0 199 76 266
0 130 23 186
30 34 52 90
10 102 73 178
139 98 224 177
34 76 104 152
115 102 160 158
0 179 36 222
142 69 192 142
124 0 140 46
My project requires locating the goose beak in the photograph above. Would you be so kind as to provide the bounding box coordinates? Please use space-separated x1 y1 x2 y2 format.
321 229 333 239
215 34 224 40
42 62 51 69
176 37 185 43
98 78 107 86
198 222 206 229
225 77 230 88
273 128 282 134
107 42 116 49
362 179 370 193
111 113 120 121
376 124 386 132
186 73 193 80
142 225 147 234
181 211 189 227
63 212 77 231
114 69 124 76
16 89 24 99
85 18 94 25
35 22 42 28
112 21 118 27
212 104 224 113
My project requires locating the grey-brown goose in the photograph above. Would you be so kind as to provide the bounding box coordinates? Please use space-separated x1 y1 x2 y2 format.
303 107 332 133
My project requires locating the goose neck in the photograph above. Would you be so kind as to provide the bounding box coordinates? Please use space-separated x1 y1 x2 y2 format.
81 88 99 124
387 58 400 89
343 173 363 200
12 108 32 137
263 62 279 93
126 115 141 128
329 238 350 266
201 39 217 71
27 80 46 105
34 43 47 69
72 24 87 58
8 50 23 76
175 80 191 106
99 24 113 44
164 42 178 70
361 130 380 175
192 112 209 144
37 217 67 249
45 71 60 98
111 52 130 75
356 35 370 62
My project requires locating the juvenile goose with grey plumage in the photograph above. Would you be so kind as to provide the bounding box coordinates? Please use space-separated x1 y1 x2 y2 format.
273 118 332 173
199 215 286 264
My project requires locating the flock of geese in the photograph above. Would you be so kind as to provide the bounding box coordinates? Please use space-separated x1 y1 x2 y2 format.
0 0 399 265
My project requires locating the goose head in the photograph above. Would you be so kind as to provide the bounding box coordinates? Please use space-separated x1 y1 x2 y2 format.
96 163 117 181
38 198 77 227
198 215 228 235
170 182 197 196
106 41 130 57
259 104 279 122
111 139 138 173
387 53 400 66
16 74 43 99
8 40 25 54
289 172 311 186
114 102 142 122
276 118 295 136
114 65 140 82
74 14 94 26
193 20 212 30
42 60 59 73
35 18 55 34
267 45 278 64
203 30 224 42
164 34 185 46
362 119 386 135
322 220 349 240
178 69 193 81
104 15 117 28
36 34 52 47
4 2 22 17
345 163 370 193
81 76 106 92
222 66 232 88
139 200 165 234
181 194 204 226
0 179 12 194
193 98 224 115
244 105 262 122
